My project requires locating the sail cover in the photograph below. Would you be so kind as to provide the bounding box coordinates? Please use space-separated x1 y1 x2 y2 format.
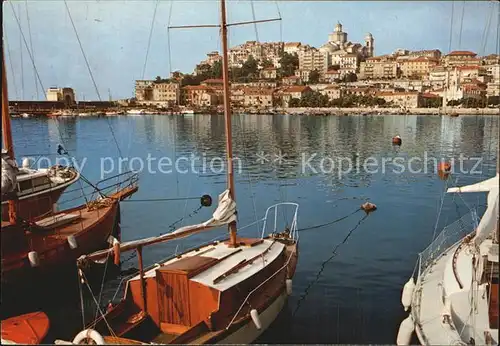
447 174 499 247
81 189 237 262
1 150 18 195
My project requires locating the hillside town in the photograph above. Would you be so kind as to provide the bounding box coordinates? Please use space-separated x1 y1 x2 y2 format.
131 22 499 112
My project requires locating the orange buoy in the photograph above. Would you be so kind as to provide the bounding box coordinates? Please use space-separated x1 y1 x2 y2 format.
438 162 451 173
438 170 450 180
392 135 402 145
361 202 377 213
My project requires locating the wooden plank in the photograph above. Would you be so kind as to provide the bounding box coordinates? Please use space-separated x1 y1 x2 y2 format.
35 213 81 229
159 322 190 335
489 282 498 329
157 271 191 326
188 280 219 326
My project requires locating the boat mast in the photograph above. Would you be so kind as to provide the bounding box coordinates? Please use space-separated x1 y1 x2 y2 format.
220 0 238 247
2 44 18 223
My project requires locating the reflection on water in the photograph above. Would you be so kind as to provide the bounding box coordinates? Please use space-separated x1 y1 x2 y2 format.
10 114 499 343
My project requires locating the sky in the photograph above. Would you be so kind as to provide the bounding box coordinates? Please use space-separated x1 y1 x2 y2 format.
3 0 499 100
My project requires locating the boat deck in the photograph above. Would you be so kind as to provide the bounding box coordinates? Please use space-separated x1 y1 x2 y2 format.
413 243 463 345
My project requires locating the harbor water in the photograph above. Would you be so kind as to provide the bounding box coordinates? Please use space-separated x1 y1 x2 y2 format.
9 114 499 343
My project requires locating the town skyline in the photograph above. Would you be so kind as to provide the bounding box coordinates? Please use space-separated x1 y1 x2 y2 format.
3 0 499 100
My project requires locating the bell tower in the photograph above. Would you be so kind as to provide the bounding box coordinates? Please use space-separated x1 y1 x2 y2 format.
365 33 374 57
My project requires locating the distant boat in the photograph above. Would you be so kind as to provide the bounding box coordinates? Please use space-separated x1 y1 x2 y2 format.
126 109 145 115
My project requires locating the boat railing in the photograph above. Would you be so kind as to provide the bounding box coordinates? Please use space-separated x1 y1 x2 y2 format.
58 171 138 207
416 211 477 281
260 202 299 240
412 210 478 333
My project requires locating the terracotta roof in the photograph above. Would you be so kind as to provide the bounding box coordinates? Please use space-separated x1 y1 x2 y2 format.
283 86 311 93
376 91 419 97
283 75 300 79
456 66 481 71
421 92 440 98
447 50 477 57
324 85 340 90
285 42 301 47
242 88 274 96
262 67 277 71
201 78 224 84
183 85 213 91
402 57 439 63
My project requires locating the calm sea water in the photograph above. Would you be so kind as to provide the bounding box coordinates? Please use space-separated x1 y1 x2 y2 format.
10 114 499 343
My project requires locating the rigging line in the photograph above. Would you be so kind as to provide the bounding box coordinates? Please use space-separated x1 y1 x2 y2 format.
298 207 362 232
9 1 45 97
167 0 174 77
142 0 160 80
4 31 19 100
480 3 493 55
274 0 283 45
250 0 259 42
236 117 259 236
18 3 25 100
293 213 369 317
25 0 38 99
457 0 466 50
121 196 205 202
448 0 455 52
63 0 123 159
63 1 100 101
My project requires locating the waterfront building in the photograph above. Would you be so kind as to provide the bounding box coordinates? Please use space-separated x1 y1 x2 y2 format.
242 88 274 108
298 47 329 74
152 82 180 106
46 87 75 105
320 85 343 101
442 51 480 68
375 91 423 108
397 56 439 79
282 75 302 86
182 85 219 107
260 67 278 80
276 85 312 107
322 68 341 83
284 42 301 55
408 49 442 59
359 55 399 79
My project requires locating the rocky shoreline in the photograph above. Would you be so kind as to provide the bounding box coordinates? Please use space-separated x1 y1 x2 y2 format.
272 107 500 116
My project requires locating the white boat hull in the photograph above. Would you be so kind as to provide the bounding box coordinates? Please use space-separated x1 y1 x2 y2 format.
218 290 287 344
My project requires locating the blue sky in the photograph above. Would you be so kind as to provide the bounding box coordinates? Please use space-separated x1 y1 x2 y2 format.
3 0 499 100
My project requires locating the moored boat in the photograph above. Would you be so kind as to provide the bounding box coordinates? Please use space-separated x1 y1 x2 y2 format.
58 2 299 343
1 312 50 344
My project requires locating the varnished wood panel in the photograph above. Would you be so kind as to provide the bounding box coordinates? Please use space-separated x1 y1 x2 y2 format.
188 280 219 326
489 282 498 329
157 270 191 326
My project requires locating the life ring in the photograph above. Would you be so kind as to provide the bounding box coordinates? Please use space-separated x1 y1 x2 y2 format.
72 329 106 345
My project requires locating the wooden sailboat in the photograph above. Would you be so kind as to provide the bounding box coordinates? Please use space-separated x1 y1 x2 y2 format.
60 1 299 344
1 64 80 221
0 49 139 288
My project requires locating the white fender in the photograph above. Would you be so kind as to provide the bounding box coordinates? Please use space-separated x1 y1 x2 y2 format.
401 277 415 311
28 251 40 267
441 296 451 322
286 279 293 295
250 309 261 330
22 157 31 169
67 235 78 250
72 329 106 345
396 314 414 345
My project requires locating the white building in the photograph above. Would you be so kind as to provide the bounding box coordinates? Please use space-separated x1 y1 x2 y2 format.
46 87 75 104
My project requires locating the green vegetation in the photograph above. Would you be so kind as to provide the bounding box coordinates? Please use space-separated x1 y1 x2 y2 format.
278 52 299 77
334 72 357 83
421 96 443 108
308 70 320 84
447 97 488 108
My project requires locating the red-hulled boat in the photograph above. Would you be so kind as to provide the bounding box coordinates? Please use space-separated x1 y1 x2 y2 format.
0 312 50 344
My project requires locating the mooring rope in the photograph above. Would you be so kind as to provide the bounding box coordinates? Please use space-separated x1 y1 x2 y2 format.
293 212 370 316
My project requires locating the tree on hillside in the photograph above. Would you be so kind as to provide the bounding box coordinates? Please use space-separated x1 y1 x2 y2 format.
278 52 299 77
261 59 274 69
241 55 259 78
211 61 223 78
308 69 320 84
